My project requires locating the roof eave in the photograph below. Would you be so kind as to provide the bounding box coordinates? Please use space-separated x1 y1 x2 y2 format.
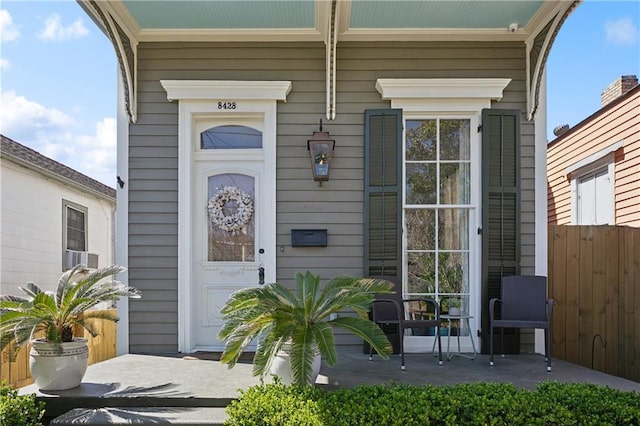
548 84 640 147
1 152 116 202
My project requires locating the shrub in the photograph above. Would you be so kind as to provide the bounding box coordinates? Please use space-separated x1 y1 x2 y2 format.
225 382 324 426
535 382 640 425
0 381 45 426
225 381 640 426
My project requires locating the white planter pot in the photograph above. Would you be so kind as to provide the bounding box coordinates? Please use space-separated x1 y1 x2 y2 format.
448 307 461 316
30 338 89 391
269 348 321 385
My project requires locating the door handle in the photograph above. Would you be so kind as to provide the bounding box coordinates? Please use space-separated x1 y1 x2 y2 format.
258 267 265 285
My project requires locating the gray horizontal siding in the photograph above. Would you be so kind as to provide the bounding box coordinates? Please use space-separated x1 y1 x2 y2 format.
129 40 534 353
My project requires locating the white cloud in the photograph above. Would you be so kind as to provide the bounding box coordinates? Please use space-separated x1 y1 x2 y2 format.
0 9 20 42
72 117 118 185
605 17 638 46
0 90 76 133
37 13 88 42
0 58 10 70
0 91 116 187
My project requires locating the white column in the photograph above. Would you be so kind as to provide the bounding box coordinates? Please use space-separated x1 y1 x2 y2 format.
115 68 130 356
534 71 548 354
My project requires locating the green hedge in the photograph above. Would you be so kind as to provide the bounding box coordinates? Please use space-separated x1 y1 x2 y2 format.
225 382 640 426
0 382 45 426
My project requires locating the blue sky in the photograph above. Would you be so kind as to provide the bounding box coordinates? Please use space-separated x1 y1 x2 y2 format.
547 1 639 136
1 1 639 187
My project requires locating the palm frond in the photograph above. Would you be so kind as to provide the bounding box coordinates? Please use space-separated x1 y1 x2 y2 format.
56 264 82 306
15 317 49 347
65 299 100 319
0 310 43 334
299 271 320 320
265 283 300 309
219 312 277 368
82 283 140 302
73 318 99 338
20 282 44 299
62 265 127 308
289 325 318 385
331 316 392 359
219 328 260 367
0 294 30 304
252 332 284 378
311 322 337 366
0 299 31 315
32 292 58 317
313 277 394 320
352 277 396 293
81 310 119 322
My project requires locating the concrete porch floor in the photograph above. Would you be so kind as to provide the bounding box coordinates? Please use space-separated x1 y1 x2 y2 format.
20 350 640 425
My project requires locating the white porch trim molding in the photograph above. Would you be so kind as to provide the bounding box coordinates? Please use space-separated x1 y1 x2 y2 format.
162 80 292 102
376 78 511 103
160 80 291 353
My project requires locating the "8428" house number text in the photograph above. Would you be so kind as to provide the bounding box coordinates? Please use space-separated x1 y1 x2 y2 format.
217 101 237 110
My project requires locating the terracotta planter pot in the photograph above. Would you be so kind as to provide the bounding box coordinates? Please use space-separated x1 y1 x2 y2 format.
29 338 89 391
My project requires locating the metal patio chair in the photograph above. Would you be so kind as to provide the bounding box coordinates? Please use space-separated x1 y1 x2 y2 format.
368 276 443 370
489 275 554 371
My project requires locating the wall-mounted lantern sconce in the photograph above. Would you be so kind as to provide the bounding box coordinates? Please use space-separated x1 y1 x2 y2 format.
307 120 335 185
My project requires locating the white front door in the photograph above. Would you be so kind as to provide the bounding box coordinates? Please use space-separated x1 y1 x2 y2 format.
190 118 275 351
163 80 290 354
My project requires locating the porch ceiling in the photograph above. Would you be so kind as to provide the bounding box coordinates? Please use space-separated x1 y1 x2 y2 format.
87 0 556 43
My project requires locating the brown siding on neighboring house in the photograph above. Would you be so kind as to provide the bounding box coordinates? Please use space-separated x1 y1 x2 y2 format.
547 86 640 226
129 41 534 353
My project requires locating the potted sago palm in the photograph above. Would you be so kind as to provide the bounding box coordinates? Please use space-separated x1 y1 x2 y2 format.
218 271 394 385
0 264 140 390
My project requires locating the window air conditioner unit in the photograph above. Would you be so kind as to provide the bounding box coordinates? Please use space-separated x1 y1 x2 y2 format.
65 250 99 270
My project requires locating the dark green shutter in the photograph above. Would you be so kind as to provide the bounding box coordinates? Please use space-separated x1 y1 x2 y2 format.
481 109 521 353
364 109 402 278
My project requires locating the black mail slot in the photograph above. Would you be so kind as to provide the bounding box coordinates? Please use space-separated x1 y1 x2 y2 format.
291 229 327 247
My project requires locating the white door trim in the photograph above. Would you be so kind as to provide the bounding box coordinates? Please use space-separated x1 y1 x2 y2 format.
161 80 291 353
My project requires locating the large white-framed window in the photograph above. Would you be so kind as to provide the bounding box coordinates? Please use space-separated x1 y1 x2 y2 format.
376 78 510 351
403 114 477 351
567 141 621 225
404 117 472 309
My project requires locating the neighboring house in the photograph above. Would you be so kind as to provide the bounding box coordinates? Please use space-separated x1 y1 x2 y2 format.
79 0 578 356
548 75 640 226
0 135 116 296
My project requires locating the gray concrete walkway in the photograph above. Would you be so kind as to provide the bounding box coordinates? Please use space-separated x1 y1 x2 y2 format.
20 350 639 425
322 350 640 392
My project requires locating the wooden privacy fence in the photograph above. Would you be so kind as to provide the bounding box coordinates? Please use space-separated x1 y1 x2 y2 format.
548 225 640 382
0 309 118 388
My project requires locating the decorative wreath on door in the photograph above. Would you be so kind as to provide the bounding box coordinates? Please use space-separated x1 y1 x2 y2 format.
208 185 254 234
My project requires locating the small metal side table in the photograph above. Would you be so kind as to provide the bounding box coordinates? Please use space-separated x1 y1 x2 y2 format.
440 314 477 360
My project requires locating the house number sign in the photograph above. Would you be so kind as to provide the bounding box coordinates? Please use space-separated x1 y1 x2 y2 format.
217 101 237 110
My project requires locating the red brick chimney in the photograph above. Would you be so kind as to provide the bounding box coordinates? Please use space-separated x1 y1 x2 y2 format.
601 75 638 107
